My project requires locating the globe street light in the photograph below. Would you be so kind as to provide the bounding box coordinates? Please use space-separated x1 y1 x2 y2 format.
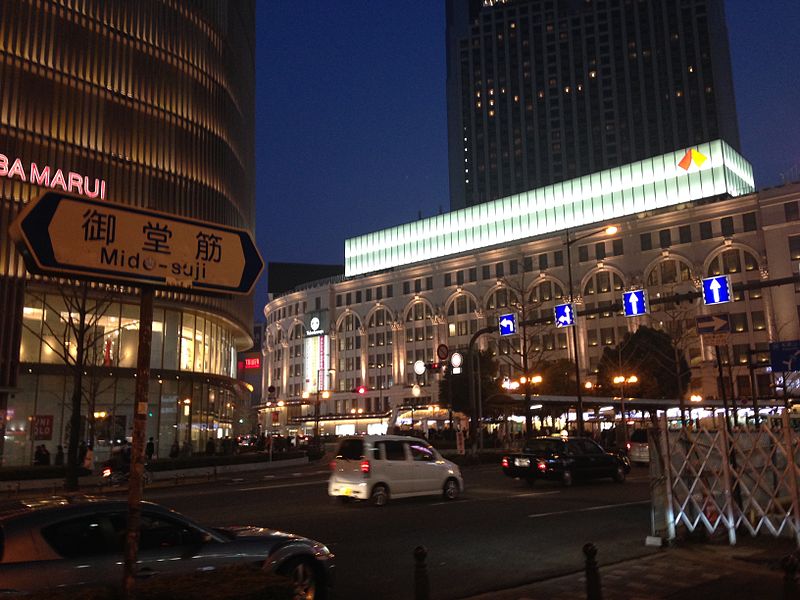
564 224 618 436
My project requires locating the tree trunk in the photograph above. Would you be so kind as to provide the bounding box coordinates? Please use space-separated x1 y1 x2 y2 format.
65 293 87 492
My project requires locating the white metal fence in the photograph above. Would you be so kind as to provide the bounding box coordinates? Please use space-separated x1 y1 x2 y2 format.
654 412 800 546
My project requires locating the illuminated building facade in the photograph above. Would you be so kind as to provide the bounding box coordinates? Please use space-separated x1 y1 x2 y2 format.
0 0 255 465
446 0 740 209
263 146 800 437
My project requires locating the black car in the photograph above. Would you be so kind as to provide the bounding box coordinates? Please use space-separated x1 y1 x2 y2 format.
502 436 630 486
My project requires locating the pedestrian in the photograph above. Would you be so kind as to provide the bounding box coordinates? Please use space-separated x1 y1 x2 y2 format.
181 439 192 457
41 445 51 465
55 445 65 466
82 444 94 472
78 440 88 465
169 440 180 459
205 437 216 456
145 437 155 462
33 445 44 466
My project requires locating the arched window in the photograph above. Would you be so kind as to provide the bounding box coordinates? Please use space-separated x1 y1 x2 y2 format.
708 248 758 276
583 271 623 296
405 301 434 385
485 287 518 310
647 259 692 286
367 308 393 393
446 295 478 343
336 313 362 392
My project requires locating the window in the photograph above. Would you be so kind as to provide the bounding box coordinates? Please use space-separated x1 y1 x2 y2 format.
699 221 713 239
524 257 534 272
345 293 351 305
380 440 406 461
785 201 800 222
403 281 410 295
742 212 757 232
730 313 748 333
457 270 465 285
554 251 564 266
482 265 491 280
414 279 422 293
612 239 623 256
538 254 548 270
595 242 606 260
366 289 372 302
469 267 477 282
386 285 393 298
640 233 652 251
42 515 113 558
355 291 362 303
721 216 734 237
445 273 453 287
509 260 518 275
376 287 383 300
659 229 671 249
409 442 436 462
790 236 800 260
426 277 433 290
134 514 206 551
495 262 504 277
679 225 692 244
578 245 589 262
336 294 342 307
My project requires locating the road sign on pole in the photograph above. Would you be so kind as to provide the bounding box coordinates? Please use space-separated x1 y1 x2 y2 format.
696 314 730 346
498 313 517 336
9 192 263 295
769 340 800 372
702 275 732 305
622 289 648 317
554 303 575 327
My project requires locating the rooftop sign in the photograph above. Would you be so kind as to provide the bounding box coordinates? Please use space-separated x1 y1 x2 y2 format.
344 140 754 276
10 192 263 295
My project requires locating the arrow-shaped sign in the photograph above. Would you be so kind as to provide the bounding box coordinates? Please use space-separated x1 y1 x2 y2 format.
558 305 572 324
709 278 721 303
499 317 516 332
628 293 639 314
9 192 264 295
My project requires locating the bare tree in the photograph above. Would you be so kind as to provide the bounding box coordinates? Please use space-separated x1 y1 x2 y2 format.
23 280 121 490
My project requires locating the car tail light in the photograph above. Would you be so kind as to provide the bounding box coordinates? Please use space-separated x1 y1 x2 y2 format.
360 459 371 474
537 461 547 472
102 468 112 478
626 443 631 451
329 460 337 471
501 457 509 468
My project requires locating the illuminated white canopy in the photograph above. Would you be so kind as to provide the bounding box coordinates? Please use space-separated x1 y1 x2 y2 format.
345 140 754 277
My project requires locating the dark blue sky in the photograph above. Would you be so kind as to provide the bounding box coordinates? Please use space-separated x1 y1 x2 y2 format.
255 0 800 309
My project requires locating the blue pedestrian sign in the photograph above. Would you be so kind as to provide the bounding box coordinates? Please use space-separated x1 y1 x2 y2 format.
622 290 648 317
498 313 517 336
702 275 732 305
554 303 575 328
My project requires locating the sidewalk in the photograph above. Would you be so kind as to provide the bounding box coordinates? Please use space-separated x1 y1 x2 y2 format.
464 537 796 600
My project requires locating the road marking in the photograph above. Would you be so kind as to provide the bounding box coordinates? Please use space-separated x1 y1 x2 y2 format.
239 480 325 492
428 490 560 506
528 500 649 519
263 475 275 479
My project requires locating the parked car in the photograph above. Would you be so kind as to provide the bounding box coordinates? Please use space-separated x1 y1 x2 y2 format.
627 429 650 465
501 436 630 486
328 435 463 506
0 496 334 598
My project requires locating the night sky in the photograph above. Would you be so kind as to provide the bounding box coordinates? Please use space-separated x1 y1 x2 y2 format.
254 0 800 314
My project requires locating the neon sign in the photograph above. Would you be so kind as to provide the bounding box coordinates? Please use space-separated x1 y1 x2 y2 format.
244 357 261 369
0 153 107 199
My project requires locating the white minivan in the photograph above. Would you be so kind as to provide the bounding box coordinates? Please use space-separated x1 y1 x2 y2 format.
328 435 463 506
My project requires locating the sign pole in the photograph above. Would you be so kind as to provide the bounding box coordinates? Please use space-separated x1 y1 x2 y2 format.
123 285 153 597
715 345 731 433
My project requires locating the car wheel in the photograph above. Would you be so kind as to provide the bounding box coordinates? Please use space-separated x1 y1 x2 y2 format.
443 478 459 500
561 470 573 487
279 558 318 600
371 484 389 507
612 465 626 483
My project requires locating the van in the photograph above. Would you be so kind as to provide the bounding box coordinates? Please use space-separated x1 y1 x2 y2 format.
328 435 463 506
627 429 650 465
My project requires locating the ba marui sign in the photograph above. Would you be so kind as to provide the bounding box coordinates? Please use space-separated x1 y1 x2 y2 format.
10 192 263 295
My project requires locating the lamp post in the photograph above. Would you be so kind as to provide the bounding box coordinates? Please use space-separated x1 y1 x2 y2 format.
613 374 638 445
564 225 618 436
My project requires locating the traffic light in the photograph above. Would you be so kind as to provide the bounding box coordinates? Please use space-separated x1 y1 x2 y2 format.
352 385 367 395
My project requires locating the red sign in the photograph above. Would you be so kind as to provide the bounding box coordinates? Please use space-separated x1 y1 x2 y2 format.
244 357 261 369
271 412 280 424
33 415 54 440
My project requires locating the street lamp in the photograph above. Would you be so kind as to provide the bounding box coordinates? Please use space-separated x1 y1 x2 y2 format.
613 374 638 445
350 407 364 434
564 224 618 436
302 389 330 441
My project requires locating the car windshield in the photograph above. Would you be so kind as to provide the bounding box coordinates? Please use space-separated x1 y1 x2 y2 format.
523 439 564 455
336 439 364 460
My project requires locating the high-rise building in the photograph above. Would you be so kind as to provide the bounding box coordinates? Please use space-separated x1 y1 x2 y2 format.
446 0 740 209
0 1 255 464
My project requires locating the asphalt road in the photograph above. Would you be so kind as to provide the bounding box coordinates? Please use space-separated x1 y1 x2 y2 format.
141 463 655 599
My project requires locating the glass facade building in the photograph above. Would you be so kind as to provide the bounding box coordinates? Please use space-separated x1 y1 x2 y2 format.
0 1 256 465
446 0 741 209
